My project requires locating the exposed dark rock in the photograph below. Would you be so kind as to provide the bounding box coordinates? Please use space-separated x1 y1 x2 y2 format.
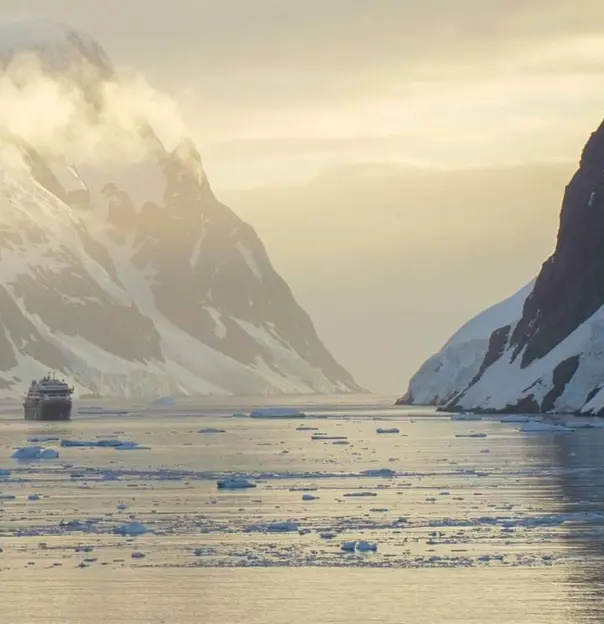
469 325 511 387
502 395 541 415
510 119 604 368
541 356 581 412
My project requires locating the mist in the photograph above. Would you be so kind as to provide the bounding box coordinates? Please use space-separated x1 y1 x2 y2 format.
0 46 187 169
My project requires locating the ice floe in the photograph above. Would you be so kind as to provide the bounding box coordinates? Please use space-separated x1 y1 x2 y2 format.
60 439 148 450
217 478 256 490
12 446 59 461
115 521 148 536
249 408 306 419
520 421 575 433
451 414 484 421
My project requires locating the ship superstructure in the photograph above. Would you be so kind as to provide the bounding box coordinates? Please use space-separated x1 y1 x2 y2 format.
23 375 74 421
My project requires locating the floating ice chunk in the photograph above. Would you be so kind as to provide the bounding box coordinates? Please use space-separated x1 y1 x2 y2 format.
302 494 319 501
360 469 395 478
114 441 148 451
356 540 378 552
343 492 377 497
376 428 400 434
499 415 531 423
521 421 574 433
341 541 356 552
451 413 483 421
562 420 604 429
114 521 148 536
12 446 59 461
249 408 306 419
265 521 299 532
61 439 147 450
27 436 60 443
217 478 256 490
198 428 226 434
193 548 212 556
311 435 348 441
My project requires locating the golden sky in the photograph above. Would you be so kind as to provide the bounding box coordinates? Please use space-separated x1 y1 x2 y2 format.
0 1 602 391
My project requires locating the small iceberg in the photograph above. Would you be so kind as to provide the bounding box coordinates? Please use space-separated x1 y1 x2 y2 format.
451 413 483 421
341 540 378 553
499 414 531 423
376 428 400 434
61 439 148 450
343 492 377 497
311 435 348 441
265 521 299 532
27 436 60 443
216 477 256 490
360 468 395 478
521 421 574 433
114 521 148 536
356 540 378 552
249 408 306 419
12 446 59 461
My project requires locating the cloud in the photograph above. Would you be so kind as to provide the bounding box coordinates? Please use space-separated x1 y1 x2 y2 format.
0 48 188 169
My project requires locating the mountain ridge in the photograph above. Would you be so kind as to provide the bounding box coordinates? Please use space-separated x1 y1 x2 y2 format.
0 20 362 398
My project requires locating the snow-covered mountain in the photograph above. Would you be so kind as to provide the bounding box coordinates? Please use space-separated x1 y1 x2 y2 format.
0 19 362 398
399 117 604 416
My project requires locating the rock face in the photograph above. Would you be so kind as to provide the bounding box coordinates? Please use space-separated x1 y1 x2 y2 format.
0 20 362 398
400 118 604 415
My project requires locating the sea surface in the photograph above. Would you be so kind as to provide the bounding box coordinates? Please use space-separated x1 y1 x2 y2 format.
1 395 604 623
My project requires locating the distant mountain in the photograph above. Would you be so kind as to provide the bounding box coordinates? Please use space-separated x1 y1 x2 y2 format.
400 118 604 415
0 19 362 398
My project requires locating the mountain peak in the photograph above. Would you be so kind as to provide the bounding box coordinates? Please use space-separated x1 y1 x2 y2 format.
0 19 112 75
0 21 362 398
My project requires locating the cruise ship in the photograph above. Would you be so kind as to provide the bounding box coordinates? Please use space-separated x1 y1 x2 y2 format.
23 375 74 421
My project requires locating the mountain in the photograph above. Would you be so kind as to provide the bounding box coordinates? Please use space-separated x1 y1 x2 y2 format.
399 117 604 416
0 19 362 398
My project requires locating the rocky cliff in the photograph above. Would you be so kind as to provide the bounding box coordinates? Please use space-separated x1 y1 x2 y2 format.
400 118 604 415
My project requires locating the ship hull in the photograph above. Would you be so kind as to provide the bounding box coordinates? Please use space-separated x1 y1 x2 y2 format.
24 401 72 421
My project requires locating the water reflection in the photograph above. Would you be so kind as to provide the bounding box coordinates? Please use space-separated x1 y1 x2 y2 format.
541 427 604 622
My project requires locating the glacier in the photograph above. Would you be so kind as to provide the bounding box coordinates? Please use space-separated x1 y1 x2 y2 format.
0 20 362 398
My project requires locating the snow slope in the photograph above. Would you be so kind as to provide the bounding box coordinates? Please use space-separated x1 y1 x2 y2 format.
401 114 604 415
398 282 533 406
0 20 362 399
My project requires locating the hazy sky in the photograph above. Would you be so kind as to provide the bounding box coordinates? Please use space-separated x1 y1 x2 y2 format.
0 1 602 392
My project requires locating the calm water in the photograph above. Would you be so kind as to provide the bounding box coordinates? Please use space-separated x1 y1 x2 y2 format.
0 395 604 622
